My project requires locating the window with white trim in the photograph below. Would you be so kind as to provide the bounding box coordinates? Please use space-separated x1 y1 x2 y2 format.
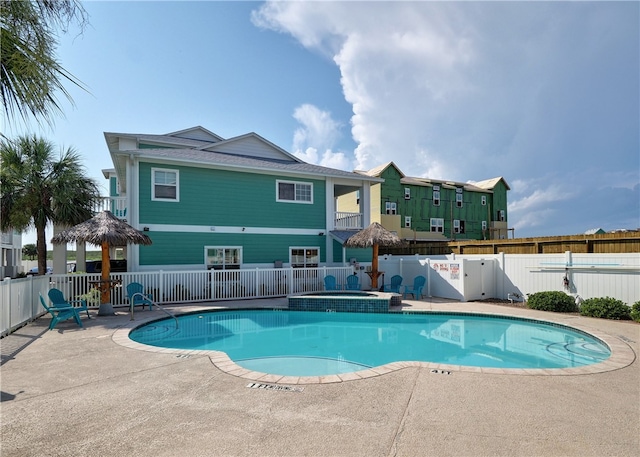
454 220 465 234
355 190 360 205
430 218 444 233
404 188 411 199
277 180 313 203
456 192 463 207
385 201 397 215
205 246 242 270
290 247 319 268
433 190 440 206
481 195 487 206
152 168 179 201
405 216 412 228
482 220 487 231
499 210 506 221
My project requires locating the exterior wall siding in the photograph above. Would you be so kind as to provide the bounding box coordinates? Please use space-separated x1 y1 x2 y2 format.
138 162 326 229
490 180 508 222
140 232 327 266
373 164 507 241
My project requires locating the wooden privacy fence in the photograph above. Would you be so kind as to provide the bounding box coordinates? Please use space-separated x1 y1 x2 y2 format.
385 231 640 255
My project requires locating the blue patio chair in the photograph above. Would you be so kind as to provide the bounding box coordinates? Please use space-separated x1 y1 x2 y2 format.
48 288 91 319
39 294 83 330
324 275 341 291
345 274 361 290
403 275 426 299
385 275 403 293
126 282 154 310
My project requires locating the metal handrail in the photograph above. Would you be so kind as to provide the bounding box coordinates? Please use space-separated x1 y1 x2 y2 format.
130 292 179 328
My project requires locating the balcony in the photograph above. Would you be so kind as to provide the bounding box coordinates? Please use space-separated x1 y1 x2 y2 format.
95 197 127 220
334 212 362 230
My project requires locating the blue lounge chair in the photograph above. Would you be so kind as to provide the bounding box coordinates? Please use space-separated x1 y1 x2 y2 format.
345 274 361 290
385 275 403 293
324 275 341 291
126 282 154 310
39 294 83 330
48 288 91 319
403 275 426 299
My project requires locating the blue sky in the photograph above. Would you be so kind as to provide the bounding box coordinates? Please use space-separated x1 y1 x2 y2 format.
5 1 639 246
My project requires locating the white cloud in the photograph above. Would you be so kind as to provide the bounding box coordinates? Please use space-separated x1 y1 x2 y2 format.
291 104 350 170
254 1 639 236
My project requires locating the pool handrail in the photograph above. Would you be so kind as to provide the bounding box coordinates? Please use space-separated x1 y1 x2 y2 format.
129 292 179 328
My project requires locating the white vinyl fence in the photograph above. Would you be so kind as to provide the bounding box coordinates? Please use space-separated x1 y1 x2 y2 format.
0 266 354 336
2 253 639 336
377 252 640 305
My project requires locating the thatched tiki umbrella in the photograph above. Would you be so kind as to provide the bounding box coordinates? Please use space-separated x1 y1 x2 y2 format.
344 222 403 290
51 211 152 316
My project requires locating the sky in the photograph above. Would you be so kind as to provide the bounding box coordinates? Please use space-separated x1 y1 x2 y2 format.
5 0 639 247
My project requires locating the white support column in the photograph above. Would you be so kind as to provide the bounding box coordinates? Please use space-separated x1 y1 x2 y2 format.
325 177 335 265
76 242 86 272
52 224 67 274
127 154 138 271
362 183 371 227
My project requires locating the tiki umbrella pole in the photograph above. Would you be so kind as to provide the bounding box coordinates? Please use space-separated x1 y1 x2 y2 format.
98 241 114 316
344 222 403 291
51 211 152 317
371 243 380 289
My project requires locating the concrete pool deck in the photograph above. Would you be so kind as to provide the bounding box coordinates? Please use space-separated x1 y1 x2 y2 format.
1 297 638 456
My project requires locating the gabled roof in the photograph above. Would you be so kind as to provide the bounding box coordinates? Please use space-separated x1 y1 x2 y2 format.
358 162 507 193
400 176 491 193
104 126 382 192
198 132 303 163
104 131 215 150
167 126 224 142
355 162 404 178
114 147 373 180
470 177 511 191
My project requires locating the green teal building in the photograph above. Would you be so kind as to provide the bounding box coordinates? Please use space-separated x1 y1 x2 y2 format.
103 126 381 271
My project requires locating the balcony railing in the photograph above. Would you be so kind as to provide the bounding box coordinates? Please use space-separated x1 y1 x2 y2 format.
95 197 127 219
334 212 362 230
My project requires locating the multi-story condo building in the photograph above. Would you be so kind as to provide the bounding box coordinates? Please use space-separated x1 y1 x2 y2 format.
338 162 511 241
101 126 382 271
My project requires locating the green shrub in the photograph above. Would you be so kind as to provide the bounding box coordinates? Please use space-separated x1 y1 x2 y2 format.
631 301 640 323
580 297 631 320
527 291 577 313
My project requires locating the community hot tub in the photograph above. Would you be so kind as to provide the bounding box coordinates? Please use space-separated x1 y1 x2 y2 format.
288 290 400 313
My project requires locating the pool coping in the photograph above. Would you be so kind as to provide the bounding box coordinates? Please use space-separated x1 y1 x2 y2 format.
112 306 636 384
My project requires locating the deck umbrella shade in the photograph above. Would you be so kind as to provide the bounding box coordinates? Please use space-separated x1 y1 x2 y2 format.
51 211 152 316
344 222 403 290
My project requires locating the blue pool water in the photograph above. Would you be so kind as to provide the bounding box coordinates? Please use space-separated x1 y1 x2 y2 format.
129 310 611 376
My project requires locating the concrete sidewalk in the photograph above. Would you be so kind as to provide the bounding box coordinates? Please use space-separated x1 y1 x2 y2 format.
1 298 638 457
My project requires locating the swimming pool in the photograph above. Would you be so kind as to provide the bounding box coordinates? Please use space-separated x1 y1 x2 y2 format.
128 310 611 376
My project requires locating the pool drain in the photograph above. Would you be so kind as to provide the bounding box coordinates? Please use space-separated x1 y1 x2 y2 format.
246 382 304 392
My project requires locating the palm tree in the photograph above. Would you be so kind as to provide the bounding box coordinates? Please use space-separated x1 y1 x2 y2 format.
22 243 37 260
0 0 88 127
0 135 100 274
